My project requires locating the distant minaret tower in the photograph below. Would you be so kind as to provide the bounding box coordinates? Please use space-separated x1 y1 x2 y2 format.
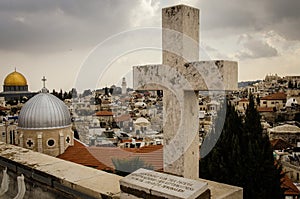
121 77 127 95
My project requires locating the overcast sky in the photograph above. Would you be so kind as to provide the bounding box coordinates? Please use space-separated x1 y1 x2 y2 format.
0 0 299 92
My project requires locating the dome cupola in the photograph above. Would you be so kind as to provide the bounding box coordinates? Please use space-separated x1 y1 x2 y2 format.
4 70 27 86
18 76 71 130
18 92 71 130
17 76 74 157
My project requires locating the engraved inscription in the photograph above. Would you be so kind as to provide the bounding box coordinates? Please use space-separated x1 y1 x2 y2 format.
130 172 195 193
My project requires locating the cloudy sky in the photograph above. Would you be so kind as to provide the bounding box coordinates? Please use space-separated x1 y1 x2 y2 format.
0 0 299 92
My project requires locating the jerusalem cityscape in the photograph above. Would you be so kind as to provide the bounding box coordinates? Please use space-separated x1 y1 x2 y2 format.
0 1 299 199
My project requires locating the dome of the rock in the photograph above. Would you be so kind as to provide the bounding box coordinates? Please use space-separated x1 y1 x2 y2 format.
4 71 27 86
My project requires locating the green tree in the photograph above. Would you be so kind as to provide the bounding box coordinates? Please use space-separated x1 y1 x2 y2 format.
256 95 260 106
288 80 293 89
200 103 244 185
243 94 284 198
112 157 154 176
58 89 63 100
295 113 300 123
71 88 78 98
200 95 284 199
51 89 58 97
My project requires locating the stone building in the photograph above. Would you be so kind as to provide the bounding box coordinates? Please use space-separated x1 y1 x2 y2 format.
236 98 249 113
268 124 300 146
0 122 17 144
0 69 36 101
287 89 300 105
260 92 287 110
16 85 74 157
265 74 281 82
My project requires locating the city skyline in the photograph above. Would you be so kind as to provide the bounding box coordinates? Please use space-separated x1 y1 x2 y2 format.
0 0 299 92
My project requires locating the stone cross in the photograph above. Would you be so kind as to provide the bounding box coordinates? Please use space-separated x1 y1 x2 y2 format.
42 76 47 88
133 5 238 179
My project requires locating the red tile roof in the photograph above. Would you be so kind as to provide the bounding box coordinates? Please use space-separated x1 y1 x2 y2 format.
261 92 287 100
239 98 249 102
88 145 163 171
270 138 293 150
95 110 114 116
0 106 9 111
115 114 132 122
282 175 300 196
102 100 111 105
257 107 274 112
59 140 163 172
57 139 111 171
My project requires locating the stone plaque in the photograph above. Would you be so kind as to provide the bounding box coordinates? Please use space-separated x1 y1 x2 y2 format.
119 168 209 199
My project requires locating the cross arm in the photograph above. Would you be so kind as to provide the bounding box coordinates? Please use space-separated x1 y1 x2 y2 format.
133 60 238 91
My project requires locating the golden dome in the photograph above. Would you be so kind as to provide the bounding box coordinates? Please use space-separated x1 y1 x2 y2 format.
4 71 27 86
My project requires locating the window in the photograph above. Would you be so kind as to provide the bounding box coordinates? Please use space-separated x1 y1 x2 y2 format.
66 136 70 144
47 139 55 147
26 139 34 148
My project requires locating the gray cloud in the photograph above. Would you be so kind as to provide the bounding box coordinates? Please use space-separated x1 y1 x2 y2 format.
192 0 300 40
0 0 299 55
236 35 278 59
0 0 145 53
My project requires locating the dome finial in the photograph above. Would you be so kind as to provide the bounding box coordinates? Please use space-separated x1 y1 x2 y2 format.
41 76 49 93
42 76 47 88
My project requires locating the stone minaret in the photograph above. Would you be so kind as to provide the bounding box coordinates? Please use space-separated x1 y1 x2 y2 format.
121 77 127 95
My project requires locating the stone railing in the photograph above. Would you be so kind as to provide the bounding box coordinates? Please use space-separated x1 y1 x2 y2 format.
0 142 242 199
0 142 121 199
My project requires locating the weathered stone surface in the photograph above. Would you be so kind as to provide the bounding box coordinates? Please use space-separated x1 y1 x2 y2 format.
0 141 242 198
200 178 243 199
133 4 238 181
162 5 199 69
120 168 209 199
133 60 238 91
0 142 121 198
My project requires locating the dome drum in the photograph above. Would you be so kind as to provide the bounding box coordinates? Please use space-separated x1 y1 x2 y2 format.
4 85 28 92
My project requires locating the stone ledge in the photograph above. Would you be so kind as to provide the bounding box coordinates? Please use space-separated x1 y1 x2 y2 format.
0 142 121 199
0 142 242 199
199 179 243 199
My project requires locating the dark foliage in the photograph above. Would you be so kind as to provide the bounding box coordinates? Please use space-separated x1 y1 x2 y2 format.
200 95 284 199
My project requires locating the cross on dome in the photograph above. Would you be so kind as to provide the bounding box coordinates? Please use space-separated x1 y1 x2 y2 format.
41 76 49 93
42 76 47 88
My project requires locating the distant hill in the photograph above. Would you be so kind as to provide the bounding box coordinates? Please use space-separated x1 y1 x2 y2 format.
238 80 261 88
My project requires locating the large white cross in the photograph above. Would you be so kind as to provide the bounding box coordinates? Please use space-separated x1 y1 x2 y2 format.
133 5 238 179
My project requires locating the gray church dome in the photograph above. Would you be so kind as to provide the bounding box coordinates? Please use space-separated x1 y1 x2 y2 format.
18 91 71 130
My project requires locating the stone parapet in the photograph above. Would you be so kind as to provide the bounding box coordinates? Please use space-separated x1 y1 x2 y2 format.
0 142 121 199
0 142 242 199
